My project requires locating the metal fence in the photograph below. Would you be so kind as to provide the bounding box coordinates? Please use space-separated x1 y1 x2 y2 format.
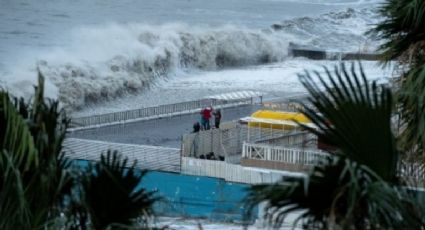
182 123 317 163
62 138 425 185
242 142 328 165
182 154 425 185
399 161 425 185
181 157 305 184
71 97 254 128
262 101 304 112
63 138 181 172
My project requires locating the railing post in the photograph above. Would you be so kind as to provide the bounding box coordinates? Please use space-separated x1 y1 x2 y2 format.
242 142 246 158
266 146 271 161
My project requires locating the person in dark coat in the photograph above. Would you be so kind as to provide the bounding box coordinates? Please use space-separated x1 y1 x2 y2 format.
213 109 222 129
193 121 201 133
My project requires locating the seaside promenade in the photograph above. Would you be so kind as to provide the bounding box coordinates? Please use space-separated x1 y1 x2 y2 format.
69 104 262 148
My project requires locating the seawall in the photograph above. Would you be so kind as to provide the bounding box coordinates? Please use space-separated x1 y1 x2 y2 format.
288 46 381 61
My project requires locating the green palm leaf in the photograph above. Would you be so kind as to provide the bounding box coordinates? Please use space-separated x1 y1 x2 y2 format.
244 62 425 229
369 0 425 63
370 0 425 155
397 62 425 153
298 63 397 181
0 92 38 171
82 151 159 230
246 158 420 229
0 91 39 229
0 72 73 229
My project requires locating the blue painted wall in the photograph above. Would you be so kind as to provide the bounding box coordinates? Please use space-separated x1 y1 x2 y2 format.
143 171 254 221
73 160 256 222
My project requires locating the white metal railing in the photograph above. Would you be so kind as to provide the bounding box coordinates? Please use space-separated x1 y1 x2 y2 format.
399 161 425 180
71 97 254 128
181 157 305 184
182 125 316 160
63 138 181 172
242 142 329 165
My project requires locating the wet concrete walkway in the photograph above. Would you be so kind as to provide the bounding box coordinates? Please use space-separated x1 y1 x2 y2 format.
69 104 262 148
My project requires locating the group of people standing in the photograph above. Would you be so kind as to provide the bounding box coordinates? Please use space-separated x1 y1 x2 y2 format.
193 106 221 133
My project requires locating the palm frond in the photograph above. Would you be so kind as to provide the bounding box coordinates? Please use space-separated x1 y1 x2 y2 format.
369 0 425 63
0 150 31 229
243 62 424 229
0 72 73 229
369 0 425 180
297 62 397 181
398 62 425 153
0 91 39 229
82 150 158 230
246 157 424 229
0 91 38 171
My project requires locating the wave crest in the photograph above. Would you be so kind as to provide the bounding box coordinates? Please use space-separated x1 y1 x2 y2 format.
1 7 379 111
272 8 380 51
36 24 289 109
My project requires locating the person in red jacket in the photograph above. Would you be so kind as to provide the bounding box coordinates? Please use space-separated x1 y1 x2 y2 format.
200 106 212 130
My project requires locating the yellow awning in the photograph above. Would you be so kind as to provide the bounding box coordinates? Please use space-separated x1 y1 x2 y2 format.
245 110 313 129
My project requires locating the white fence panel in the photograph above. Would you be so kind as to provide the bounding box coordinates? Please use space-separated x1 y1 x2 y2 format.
242 142 329 165
181 157 305 184
63 138 181 172
182 126 315 161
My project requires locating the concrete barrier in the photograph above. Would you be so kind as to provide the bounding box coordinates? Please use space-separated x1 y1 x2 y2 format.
289 47 381 61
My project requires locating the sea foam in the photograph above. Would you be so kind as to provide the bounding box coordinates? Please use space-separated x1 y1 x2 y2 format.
0 8 380 111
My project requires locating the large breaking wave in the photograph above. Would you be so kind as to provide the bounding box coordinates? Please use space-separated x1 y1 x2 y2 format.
1 7 380 110
36 24 291 109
